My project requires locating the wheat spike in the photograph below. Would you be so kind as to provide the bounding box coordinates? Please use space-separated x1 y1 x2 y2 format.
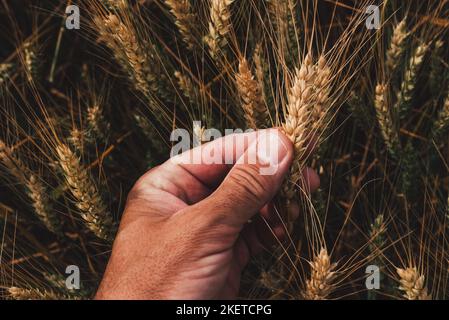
97 14 158 99
56 143 115 241
0 140 60 233
174 71 198 102
0 63 13 86
204 0 233 59
395 44 428 118
23 42 40 82
386 19 408 73
165 0 197 50
396 267 431 300
283 54 315 170
8 287 72 300
235 58 268 129
87 104 110 140
303 248 337 300
310 56 332 136
433 94 449 137
253 44 267 104
374 83 400 157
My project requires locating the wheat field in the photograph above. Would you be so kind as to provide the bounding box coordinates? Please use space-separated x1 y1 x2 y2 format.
0 0 448 300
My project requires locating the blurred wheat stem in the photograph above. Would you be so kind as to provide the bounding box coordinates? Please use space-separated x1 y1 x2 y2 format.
0 140 60 233
303 248 337 300
56 143 115 241
396 267 431 300
235 58 268 129
165 0 197 50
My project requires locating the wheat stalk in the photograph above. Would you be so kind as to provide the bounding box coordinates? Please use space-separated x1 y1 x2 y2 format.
165 0 197 50
56 143 115 241
235 58 268 129
386 19 409 74
303 248 337 300
204 0 234 59
0 140 60 233
396 267 431 300
395 43 428 119
374 83 400 157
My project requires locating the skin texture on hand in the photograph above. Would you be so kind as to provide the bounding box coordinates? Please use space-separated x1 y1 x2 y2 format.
95 129 319 299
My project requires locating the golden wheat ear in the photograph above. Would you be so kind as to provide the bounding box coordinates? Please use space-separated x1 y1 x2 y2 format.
303 248 337 300
396 267 431 300
56 143 116 241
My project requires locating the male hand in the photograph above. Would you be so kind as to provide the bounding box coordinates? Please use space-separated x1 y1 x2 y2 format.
96 129 319 299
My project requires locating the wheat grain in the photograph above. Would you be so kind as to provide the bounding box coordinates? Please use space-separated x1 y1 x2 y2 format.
165 0 197 50
303 248 337 300
395 44 428 118
386 19 408 73
396 267 431 300
56 143 115 241
374 83 400 157
235 58 267 129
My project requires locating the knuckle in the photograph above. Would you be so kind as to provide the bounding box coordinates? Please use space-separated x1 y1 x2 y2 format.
227 164 269 203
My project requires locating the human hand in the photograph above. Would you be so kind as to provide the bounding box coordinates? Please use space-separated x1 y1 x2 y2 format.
95 129 319 299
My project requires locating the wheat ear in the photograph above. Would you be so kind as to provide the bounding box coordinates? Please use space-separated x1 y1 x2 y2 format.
8 287 71 300
374 83 400 157
0 140 60 233
204 0 234 59
56 143 115 241
395 44 428 119
303 248 337 300
23 42 40 82
396 267 431 300
97 14 158 98
87 104 110 141
165 0 197 50
0 63 13 86
433 94 449 138
235 58 268 129
386 19 409 74
174 71 198 102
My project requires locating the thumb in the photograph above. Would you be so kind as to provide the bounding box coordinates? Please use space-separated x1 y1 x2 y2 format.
205 129 293 228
